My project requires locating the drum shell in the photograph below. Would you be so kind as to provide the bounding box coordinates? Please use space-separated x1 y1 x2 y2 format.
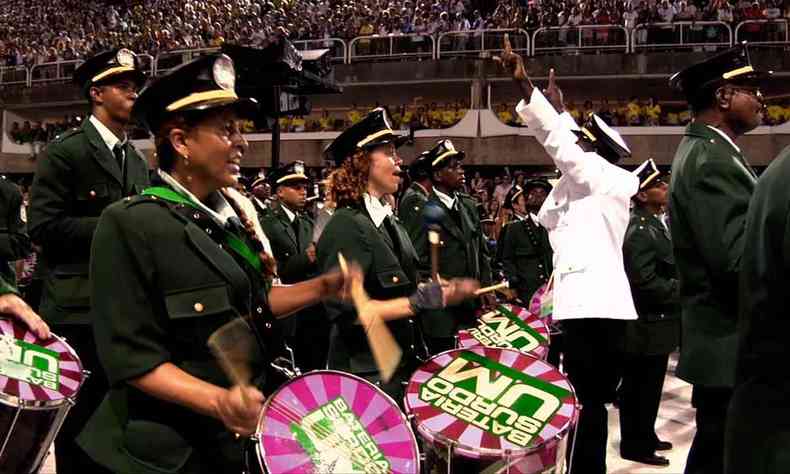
254 370 421 474
405 347 579 474
0 397 74 474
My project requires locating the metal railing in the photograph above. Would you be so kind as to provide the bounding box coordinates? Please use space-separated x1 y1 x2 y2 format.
0 65 30 86
348 34 435 62
437 28 529 59
632 21 732 51
153 47 220 75
292 38 347 63
735 19 789 46
532 25 629 55
30 60 83 84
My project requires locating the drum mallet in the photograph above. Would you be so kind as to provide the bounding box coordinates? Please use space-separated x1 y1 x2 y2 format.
474 280 510 297
423 201 445 282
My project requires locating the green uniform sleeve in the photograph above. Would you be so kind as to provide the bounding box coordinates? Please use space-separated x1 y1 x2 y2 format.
316 211 373 323
90 205 169 386
0 183 31 262
29 144 99 255
499 223 520 287
0 274 18 296
690 158 753 283
623 225 678 305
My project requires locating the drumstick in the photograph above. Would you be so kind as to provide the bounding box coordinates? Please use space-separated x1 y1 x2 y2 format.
208 318 258 405
338 252 402 383
474 280 510 296
429 229 440 281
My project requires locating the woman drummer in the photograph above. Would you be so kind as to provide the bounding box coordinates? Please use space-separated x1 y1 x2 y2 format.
74 54 357 474
316 108 479 399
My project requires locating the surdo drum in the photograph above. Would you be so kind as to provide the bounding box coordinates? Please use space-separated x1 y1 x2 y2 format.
456 304 550 360
404 347 579 473
251 370 421 474
0 317 85 474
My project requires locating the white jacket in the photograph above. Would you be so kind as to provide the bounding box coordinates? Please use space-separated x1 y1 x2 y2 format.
516 89 639 321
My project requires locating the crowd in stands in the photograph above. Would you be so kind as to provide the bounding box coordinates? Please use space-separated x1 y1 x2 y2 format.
1 0 788 69
8 95 790 149
497 96 790 126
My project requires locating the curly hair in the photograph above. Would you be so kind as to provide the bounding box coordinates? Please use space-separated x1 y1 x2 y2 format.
332 149 372 208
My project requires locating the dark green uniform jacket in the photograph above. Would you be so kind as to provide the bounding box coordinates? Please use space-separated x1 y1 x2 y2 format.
414 191 492 338
0 178 31 288
669 122 756 387
316 205 426 394
499 216 552 303
622 206 680 355
398 181 430 246
261 203 316 285
28 119 150 325
725 146 790 474
260 202 324 366
77 178 276 474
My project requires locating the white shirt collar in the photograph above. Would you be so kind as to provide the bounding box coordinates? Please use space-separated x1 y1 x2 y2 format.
157 170 238 226
89 115 126 153
363 193 393 228
706 125 741 153
434 188 457 210
280 203 296 223
530 213 540 225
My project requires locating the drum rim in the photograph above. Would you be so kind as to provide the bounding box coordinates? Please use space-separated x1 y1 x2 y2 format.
404 347 580 460
255 369 421 474
470 303 553 351
0 318 85 406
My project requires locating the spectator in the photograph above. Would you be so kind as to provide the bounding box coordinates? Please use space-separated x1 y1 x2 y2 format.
494 174 513 205
644 97 662 126
599 98 615 125
627 96 643 125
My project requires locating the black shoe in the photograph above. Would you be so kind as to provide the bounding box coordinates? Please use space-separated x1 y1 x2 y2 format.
655 440 673 451
620 453 670 466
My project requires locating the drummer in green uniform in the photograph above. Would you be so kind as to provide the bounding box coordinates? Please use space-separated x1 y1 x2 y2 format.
260 161 328 371
398 151 432 245
667 43 769 474
725 154 790 471
76 53 352 474
413 139 494 353
498 178 554 303
316 109 480 399
28 48 150 474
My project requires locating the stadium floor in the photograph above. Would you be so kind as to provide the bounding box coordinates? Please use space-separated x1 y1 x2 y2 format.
41 354 694 474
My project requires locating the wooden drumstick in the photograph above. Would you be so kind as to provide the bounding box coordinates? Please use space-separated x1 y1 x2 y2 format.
338 252 402 383
474 280 510 296
429 229 440 282
208 318 257 405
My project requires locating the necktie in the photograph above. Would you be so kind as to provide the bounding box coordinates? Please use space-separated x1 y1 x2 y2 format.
291 218 301 249
113 143 126 191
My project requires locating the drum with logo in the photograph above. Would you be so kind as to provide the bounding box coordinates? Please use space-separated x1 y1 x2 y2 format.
0 317 85 474
456 304 550 360
529 281 560 336
252 370 421 474
404 346 579 474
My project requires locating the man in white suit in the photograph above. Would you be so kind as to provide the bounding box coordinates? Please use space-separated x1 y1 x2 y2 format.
496 37 639 474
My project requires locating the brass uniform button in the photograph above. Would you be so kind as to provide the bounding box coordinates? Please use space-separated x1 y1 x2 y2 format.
392 275 399 283
89 190 96 198
194 303 204 313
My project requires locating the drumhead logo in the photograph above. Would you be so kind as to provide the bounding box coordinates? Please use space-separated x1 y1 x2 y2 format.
290 397 390 473
0 335 60 391
468 305 547 353
419 351 570 448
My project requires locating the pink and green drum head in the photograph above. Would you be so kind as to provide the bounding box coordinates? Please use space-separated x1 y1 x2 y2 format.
529 283 554 327
458 304 550 360
256 370 420 474
404 347 578 471
0 317 84 405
